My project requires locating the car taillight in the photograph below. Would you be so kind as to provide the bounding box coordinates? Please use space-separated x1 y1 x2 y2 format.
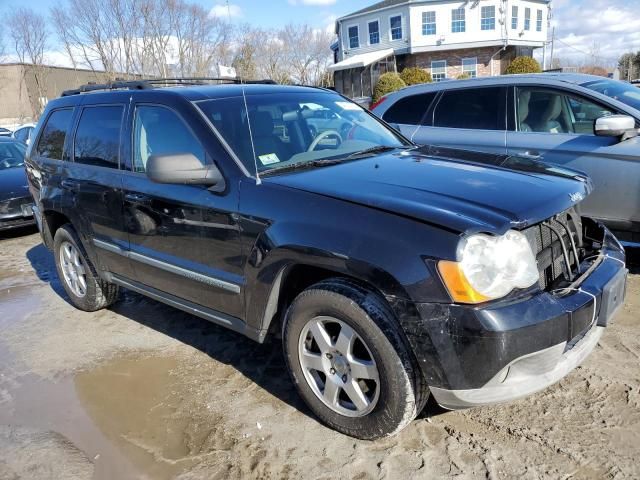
369 95 387 111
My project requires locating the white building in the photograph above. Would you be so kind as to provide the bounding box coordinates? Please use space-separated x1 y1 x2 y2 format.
329 0 551 98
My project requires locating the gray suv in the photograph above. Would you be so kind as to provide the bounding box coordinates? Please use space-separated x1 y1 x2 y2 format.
372 74 640 245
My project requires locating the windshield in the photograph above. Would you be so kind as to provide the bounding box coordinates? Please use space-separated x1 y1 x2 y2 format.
582 79 640 111
196 91 409 175
0 142 26 170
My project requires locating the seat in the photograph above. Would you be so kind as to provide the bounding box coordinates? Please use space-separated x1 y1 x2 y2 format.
517 91 532 132
247 111 292 163
535 95 565 133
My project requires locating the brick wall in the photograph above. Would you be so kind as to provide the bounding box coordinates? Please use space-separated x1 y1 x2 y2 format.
403 45 518 79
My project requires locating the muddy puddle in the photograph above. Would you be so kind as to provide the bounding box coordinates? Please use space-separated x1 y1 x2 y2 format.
0 353 211 480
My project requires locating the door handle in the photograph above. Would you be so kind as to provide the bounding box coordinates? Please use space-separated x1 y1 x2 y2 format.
61 179 81 192
124 193 151 206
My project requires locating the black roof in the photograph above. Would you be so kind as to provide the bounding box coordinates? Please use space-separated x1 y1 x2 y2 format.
52 82 334 107
58 78 333 102
346 0 406 17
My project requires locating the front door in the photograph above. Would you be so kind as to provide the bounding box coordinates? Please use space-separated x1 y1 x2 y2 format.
506 86 640 229
121 102 244 318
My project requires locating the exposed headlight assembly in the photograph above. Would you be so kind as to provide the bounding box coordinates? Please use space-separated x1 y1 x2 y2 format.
438 230 539 304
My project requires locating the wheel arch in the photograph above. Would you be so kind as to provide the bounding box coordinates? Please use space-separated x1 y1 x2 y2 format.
257 257 412 343
41 209 71 249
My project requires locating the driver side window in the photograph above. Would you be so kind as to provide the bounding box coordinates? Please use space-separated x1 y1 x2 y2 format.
133 105 205 173
516 88 614 135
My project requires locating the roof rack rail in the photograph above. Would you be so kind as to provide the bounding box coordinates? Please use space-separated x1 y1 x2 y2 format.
61 77 277 97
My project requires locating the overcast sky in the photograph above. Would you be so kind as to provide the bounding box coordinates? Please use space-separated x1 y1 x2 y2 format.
2 0 640 67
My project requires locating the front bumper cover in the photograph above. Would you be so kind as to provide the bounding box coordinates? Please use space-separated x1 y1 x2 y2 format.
409 227 627 409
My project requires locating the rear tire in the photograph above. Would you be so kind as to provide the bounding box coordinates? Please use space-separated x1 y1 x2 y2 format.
53 224 119 311
283 278 428 439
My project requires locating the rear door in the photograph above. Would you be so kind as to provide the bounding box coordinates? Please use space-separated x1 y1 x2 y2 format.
410 86 508 154
65 102 133 278
506 86 640 229
120 98 243 319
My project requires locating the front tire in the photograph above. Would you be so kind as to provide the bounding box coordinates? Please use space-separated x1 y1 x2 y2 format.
53 224 119 311
283 278 427 439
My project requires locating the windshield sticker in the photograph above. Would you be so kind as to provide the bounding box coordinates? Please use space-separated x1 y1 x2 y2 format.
335 101 362 111
258 153 280 165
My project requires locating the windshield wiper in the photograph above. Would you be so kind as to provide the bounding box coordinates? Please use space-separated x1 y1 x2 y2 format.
260 158 347 177
260 145 410 177
345 145 398 159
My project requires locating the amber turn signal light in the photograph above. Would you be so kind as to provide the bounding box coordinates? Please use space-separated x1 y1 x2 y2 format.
437 260 490 304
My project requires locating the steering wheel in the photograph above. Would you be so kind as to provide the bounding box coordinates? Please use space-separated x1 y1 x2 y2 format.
307 130 342 152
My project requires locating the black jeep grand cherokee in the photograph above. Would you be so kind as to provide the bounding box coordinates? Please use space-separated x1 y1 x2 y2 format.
25 80 627 439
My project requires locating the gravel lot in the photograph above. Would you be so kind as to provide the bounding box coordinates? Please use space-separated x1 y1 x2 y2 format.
1 228 639 480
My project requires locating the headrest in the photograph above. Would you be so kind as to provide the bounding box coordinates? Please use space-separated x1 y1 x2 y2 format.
518 91 531 123
249 111 275 137
541 95 562 122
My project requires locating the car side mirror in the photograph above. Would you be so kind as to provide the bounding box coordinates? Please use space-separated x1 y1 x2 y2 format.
146 153 224 190
594 115 638 141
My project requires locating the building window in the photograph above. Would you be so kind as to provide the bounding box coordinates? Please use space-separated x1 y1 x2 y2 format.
481 6 495 30
368 21 380 44
511 6 518 29
536 9 543 32
524 8 531 30
348 25 359 49
462 57 477 78
452 8 466 33
390 15 402 40
422 11 436 36
431 60 447 82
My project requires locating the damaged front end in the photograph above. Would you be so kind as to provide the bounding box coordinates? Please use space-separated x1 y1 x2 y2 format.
405 215 627 410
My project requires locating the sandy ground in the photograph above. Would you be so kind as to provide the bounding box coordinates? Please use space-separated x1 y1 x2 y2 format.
0 227 639 480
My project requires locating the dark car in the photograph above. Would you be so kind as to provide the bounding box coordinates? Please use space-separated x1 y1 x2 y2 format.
25 79 627 439
0 137 35 231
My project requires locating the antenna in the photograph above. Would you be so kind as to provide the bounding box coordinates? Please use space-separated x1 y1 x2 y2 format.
241 78 261 185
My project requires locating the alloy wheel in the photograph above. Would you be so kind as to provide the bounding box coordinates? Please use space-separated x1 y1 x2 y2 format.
298 316 380 417
59 241 88 298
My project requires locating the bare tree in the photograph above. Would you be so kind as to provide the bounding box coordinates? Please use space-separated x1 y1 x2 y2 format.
279 24 334 86
8 7 49 117
170 1 231 77
51 0 233 79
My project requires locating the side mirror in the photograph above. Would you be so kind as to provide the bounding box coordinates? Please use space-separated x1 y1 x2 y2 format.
594 115 638 140
146 153 224 189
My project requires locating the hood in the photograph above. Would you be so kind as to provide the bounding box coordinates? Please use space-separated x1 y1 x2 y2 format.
266 149 592 234
0 166 30 202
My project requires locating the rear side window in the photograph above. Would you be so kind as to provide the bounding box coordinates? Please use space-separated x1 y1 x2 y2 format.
74 106 124 169
433 87 505 130
36 109 74 160
133 105 205 173
382 93 436 125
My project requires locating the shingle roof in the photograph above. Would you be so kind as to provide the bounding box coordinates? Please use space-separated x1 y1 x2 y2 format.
345 0 408 18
